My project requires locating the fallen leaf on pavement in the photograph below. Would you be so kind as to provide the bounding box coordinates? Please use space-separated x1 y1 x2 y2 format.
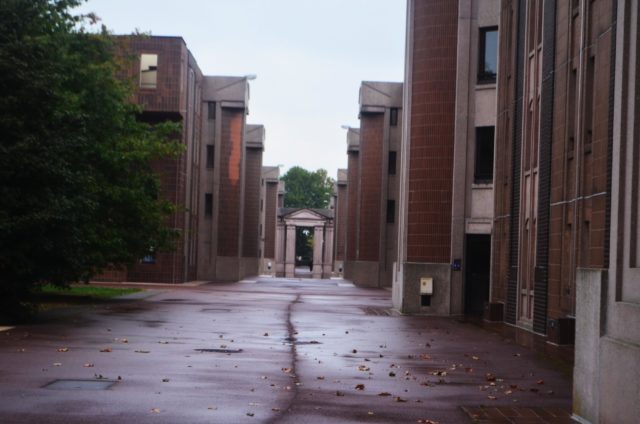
263 333 269 336
378 392 392 396
368 411 375 415
100 347 112 353
53 363 62 367
281 368 292 374
389 371 396 377
272 407 280 412
150 408 161 413
83 363 94 368
537 379 545 385
355 384 365 390
358 365 370 372
246 412 254 417
487 395 497 400
417 420 439 424
135 350 150 354
162 378 169 382
57 348 69 352
395 397 407 402
336 391 345 396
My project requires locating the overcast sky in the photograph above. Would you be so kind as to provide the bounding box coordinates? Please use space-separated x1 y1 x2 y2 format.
77 0 406 178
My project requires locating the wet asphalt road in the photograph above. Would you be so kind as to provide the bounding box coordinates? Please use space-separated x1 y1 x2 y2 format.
0 278 572 423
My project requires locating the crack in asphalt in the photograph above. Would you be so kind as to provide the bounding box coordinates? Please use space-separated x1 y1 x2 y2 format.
266 293 301 424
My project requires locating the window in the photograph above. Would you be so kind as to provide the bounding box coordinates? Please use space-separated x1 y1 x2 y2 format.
140 54 158 89
207 102 216 120
478 27 498 84
206 145 214 168
388 151 397 175
386 200 396 223
204 193 213 217
390 108 399 126
142 247 156 264
474 126 495 183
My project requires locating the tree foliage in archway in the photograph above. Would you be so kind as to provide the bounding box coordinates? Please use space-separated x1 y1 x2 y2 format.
280 166 334 209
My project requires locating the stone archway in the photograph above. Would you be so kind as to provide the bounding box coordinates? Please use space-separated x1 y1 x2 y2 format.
275 208 334 279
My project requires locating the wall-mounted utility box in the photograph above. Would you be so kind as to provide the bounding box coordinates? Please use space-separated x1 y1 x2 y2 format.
420 277 433 295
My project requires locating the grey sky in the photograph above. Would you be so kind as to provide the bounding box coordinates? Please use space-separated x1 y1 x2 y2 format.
77 0 406 178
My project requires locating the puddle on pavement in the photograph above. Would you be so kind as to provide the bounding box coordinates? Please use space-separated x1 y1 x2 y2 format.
44 379 117 390
194 348 243 354
282 337 322 346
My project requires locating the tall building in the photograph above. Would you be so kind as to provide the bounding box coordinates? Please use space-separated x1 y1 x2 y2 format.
96 36 203 284
97 36 264 284
392 0 499 314
197 76 263 282
489 1 639 422
332 168 348 276
259 166 281 276
344 82 403 288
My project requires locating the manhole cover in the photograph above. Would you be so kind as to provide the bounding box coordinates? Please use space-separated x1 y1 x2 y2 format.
194 348 243 354
44 379 117 390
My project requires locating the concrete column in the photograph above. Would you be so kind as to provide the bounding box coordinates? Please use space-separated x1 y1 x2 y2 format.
285 225 296 278
312 226 324 279
275 223 285 276
323 226 334 278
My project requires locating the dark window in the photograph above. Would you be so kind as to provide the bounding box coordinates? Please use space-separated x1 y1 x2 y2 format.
386 200 396 223
388 151 397 175
390 108 399 126
206 145 214 168
474 126 495 183
478 27 498 84
204 193 213 217
207 102 216 120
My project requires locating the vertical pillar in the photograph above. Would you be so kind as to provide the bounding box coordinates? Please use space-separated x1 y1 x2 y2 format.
275 223 285 276
312 226 324 279
285 225 296 278
323 225 334 278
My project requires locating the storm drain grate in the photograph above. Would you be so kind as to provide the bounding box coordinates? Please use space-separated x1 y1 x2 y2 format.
194 348 243 354
360 306 395 316
44 379 117 390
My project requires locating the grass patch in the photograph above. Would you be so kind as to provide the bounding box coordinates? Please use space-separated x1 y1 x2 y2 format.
37 284 141 299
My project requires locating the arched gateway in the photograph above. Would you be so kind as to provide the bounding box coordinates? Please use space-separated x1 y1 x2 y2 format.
275 208 334 279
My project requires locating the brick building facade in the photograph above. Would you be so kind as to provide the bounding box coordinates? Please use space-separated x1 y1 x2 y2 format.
332 168 348 275
392 0 499 314
344 82 403 288
259 166 281 276
97 36 264 283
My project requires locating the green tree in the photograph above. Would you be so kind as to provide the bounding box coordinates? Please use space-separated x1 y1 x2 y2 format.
280 166 335 209
0 0 181 321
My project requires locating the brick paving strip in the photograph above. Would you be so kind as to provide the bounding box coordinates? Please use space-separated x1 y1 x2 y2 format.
462 406 574 424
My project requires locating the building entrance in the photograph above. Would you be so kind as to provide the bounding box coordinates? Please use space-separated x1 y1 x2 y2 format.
464 234 491 315
275 208 334 279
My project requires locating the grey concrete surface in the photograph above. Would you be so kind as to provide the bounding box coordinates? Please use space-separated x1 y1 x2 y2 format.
0 278 571 423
